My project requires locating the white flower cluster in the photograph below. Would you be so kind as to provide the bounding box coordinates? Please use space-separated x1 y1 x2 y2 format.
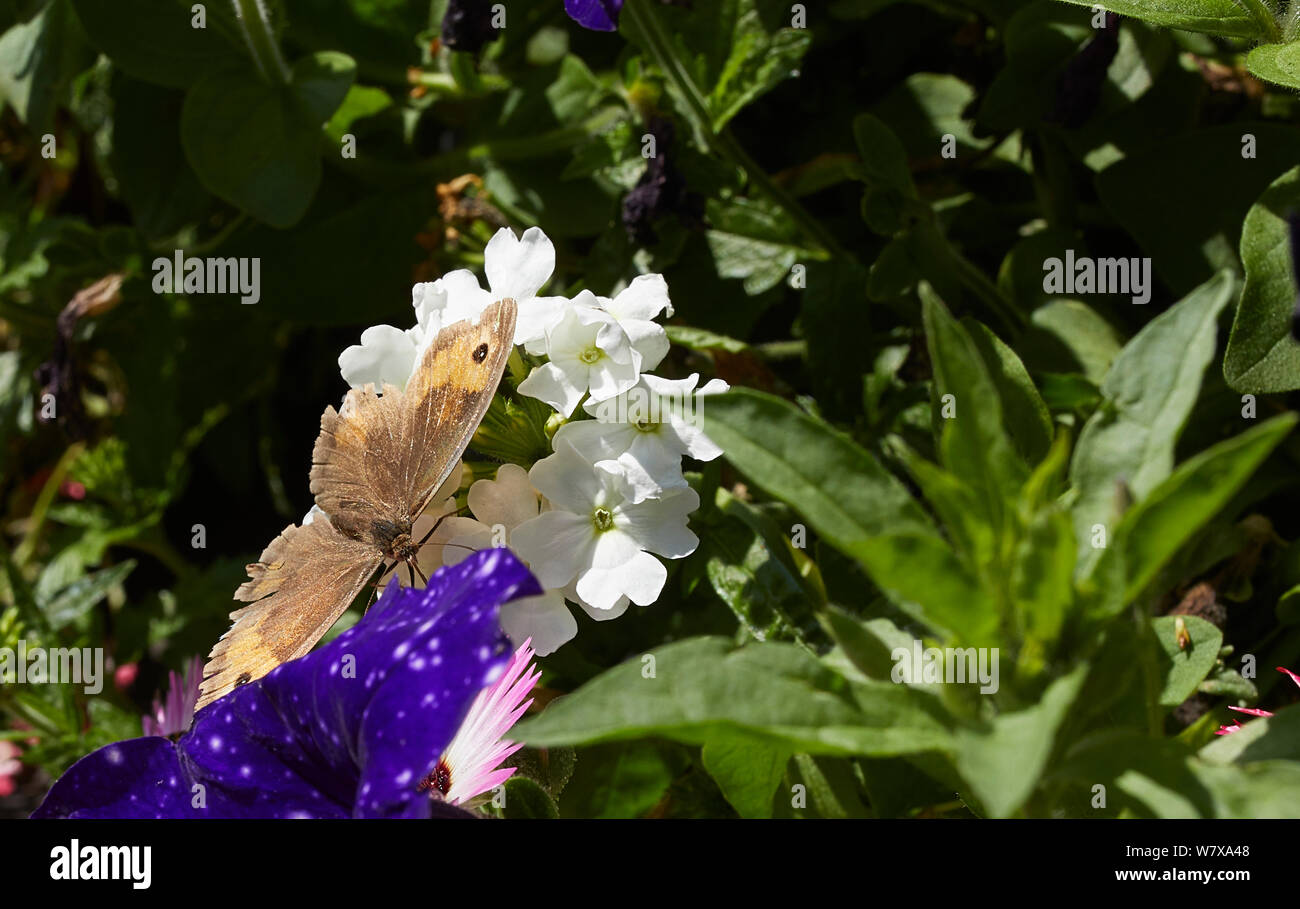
337 227 728 655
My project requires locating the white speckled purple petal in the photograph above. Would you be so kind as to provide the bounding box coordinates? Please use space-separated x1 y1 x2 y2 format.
32 549 540 819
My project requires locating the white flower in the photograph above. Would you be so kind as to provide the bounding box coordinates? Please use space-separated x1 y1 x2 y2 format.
436 464 578 656
554 373 729 502
338 226 566 390
594 274 673 372
511 441 699 612
517 291 642 416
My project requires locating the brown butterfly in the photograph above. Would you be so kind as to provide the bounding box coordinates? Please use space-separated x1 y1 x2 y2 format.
197 298 519 711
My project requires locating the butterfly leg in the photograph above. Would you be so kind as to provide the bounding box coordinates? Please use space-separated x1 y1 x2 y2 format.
364 560 398 614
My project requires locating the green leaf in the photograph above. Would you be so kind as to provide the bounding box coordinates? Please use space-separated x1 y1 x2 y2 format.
701 735 791 818
1225 166 1300 394
893 447 995 567
701 487 817 641
954 665 1088 817
631 0 811 134
1111 414 1297 603
180 54 353 228
1010 508 1076 652
786 753 871 818
704 8 809 131
501 776 560 819
700 388 937 560
516 637 954 758
1025 300 1123 386
851 534 1000 644
1055 732 1300 817
40 560 135 630
1245 42 1300 90
0 0 89 133
290 51 356 125
1197 664 1258 701
559 742 679 819
1051 0 1264 39
324 84 392 143
851 113 916 197
1070 271 1233 569
871 73 992 159
704 196 811 295
663 325 749 354
1201 706 1300 764
1151 615 1223 706
963 318 1053 466
71 0 244 88
921 283 1025 531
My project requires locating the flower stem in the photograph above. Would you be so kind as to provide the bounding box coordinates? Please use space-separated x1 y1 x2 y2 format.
622 0 845 260
232 0 290 84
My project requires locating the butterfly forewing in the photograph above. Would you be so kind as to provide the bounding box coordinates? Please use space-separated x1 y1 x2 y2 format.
400 298 518 516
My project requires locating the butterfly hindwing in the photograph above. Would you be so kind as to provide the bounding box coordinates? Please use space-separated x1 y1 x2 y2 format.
197 519 383 710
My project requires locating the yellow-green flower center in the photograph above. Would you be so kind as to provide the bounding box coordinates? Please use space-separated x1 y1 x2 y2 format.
592 506 615 532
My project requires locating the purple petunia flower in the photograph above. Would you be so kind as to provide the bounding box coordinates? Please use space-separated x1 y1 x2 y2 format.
565 0 623 32
32 548 542 819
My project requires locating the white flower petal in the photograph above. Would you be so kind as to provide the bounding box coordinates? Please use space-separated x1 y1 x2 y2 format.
467 463 540 531
500 592 576 656
583 355 640 404
622 320 669 372
485 226 555 302
438 269 496 325
587 526 645 570
510 511 594 589
552 419 637 463
411 280 449 329
338 324 419 390
616 436 689 502
576 550 666 608
527 441 607 513
437 520 496 566
606 274 672 322
619 487 700 557
667 415 724 462
515 295 569 348
518 361 587 417
569 587 629 621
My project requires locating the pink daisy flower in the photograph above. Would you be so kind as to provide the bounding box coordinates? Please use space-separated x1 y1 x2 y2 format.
1215 666 1300 735
142 656 203 739
422 639 541 806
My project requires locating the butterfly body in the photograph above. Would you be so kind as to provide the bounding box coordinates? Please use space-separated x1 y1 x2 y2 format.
197 298 518 711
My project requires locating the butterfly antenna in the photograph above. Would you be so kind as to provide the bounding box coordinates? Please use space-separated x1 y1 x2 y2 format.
415 506 463 549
